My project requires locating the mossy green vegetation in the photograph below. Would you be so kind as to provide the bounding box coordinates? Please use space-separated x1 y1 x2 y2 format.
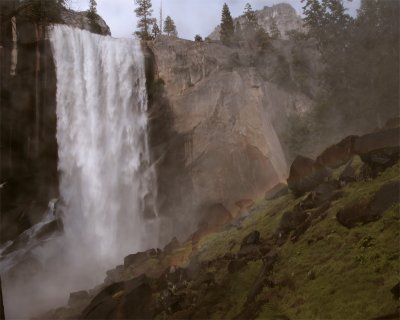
189 162 400 319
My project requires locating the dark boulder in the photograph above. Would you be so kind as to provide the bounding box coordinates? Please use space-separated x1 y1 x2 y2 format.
337 181 400 228
339 161 357 183
390 282 400 300
265 183 289 200
354 127 400 171
278 209 308 235
228 259 247 273
241 231 260 248
368 181 400 216
287 156 330 196
317 135 358 169
82 274 154 319
123 248 160 269
68 290 90 307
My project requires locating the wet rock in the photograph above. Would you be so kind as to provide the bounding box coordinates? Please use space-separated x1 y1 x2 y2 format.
337 181 400 228
317 135 358 169
354 127 400 172
368 181 400 216
82 274 154 319
241 231 261 248
339 161 357 183
278 209 308 235
287 155 330 196
68 290 90 307
228 259 247 273
123 248 159 269
265 183 289 200
390 282 400 300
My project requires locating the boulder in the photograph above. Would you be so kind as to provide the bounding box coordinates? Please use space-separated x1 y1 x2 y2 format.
68 290 90 307
82 274 154 319
316 135 358 169
240 231 261 248
278 209 308 235
336 181 400 228
390 282 400 300
265 183 289 200
339 161 357 183
123 249 160 269
354 127 400 171
227 259 247 273
287 156 329 196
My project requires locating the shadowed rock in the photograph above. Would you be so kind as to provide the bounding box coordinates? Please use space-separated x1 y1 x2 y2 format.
337 181 400 228
82 274 154 319
287 155 329 196
354 127 400 171
317 135 358 169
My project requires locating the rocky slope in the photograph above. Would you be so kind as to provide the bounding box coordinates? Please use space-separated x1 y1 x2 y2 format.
208 3 306 40
42 121 400 320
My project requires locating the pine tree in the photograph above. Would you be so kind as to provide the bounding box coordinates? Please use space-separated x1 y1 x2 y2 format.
194 34 203 42
164 15 177 36
152 19 160 38
220 3 234 44
87 0 97 21
134 0 153 40
243 3 257 29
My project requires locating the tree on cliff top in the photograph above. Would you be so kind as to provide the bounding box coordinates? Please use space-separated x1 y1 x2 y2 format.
87 0 97 22
134 0 153 40
243 3 257 30
164 16 177 36
220 3 234 44
151 19 160 38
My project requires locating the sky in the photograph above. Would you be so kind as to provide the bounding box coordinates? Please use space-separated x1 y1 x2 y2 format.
69 0 361 40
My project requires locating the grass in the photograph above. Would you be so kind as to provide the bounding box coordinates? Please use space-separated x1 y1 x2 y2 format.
190 161 400 319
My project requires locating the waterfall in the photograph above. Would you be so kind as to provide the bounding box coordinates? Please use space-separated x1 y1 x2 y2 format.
50 25 157 271
2 25 158 319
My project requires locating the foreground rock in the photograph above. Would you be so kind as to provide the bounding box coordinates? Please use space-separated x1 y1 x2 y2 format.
287 155 329 195
337 180 400 228
354 127 400 174
82 275 154 319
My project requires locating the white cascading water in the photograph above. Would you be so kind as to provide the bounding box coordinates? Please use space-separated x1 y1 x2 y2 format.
51 25 157 271
2 25 158 319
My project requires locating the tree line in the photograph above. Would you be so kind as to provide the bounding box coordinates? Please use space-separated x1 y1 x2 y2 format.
134 0 177 40
301 0 399 130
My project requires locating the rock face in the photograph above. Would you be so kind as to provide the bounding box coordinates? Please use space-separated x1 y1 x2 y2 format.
208 3 305 41
0 2 110 244
149 35 317 236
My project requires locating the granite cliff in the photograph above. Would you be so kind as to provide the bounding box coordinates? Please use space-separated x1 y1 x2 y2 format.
208 3 306 40
147 34 319 237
